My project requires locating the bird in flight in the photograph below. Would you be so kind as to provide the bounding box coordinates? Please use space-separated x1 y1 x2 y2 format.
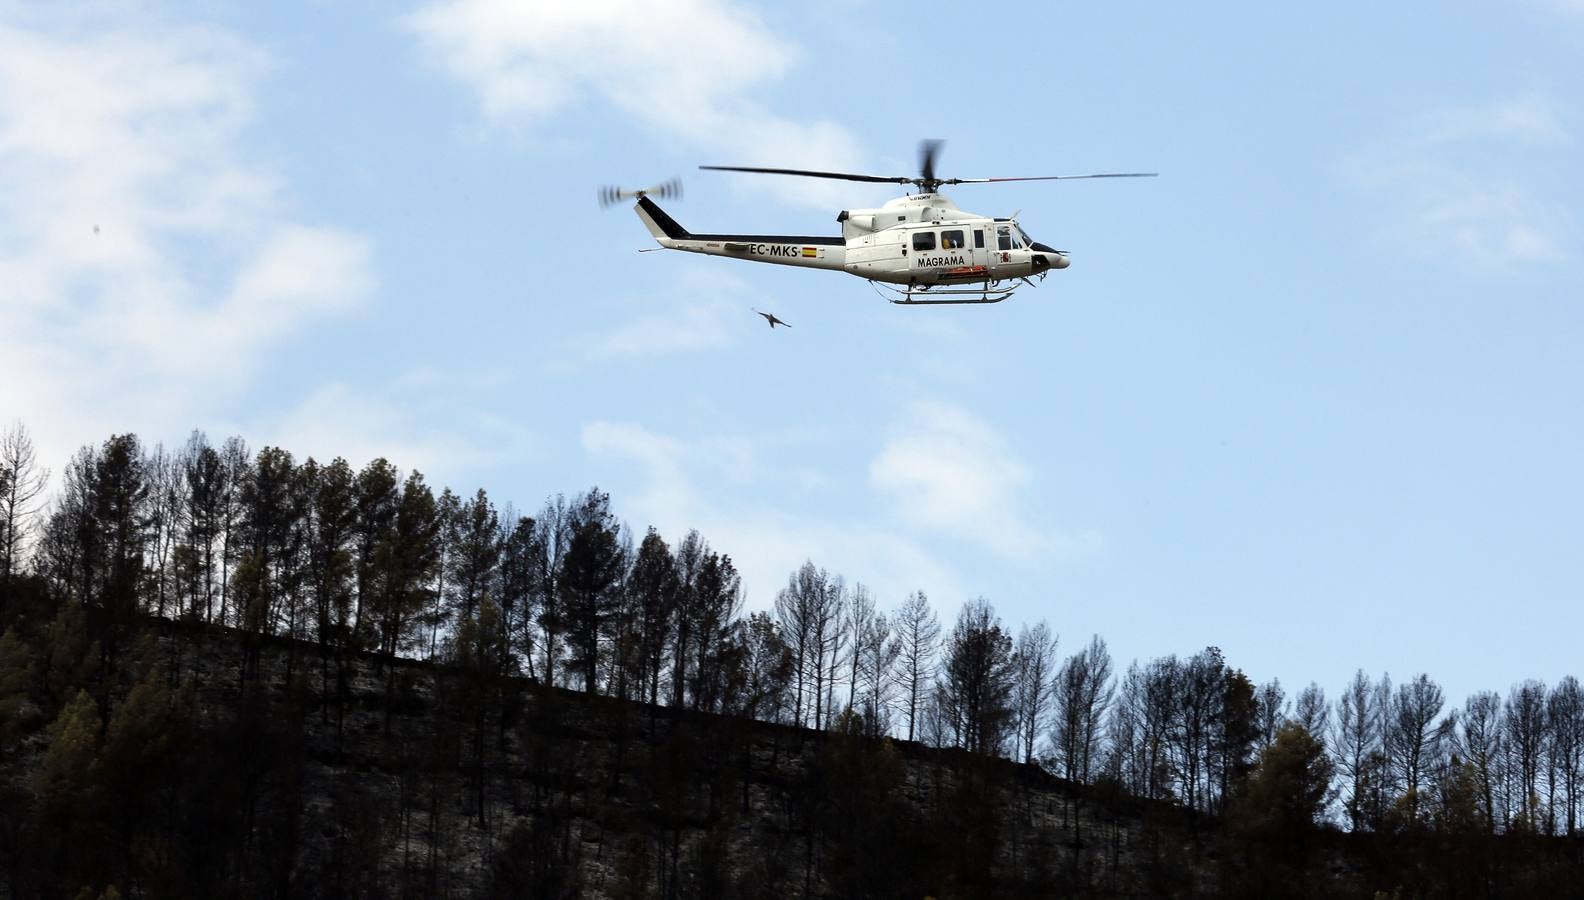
752 308 790 329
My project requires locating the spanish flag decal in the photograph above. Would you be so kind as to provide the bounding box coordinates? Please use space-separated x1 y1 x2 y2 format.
801 247 818 258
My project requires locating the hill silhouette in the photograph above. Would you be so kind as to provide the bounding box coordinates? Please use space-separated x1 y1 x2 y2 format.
2 426 1581 897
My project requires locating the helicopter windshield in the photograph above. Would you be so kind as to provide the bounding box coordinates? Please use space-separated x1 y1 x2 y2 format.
997 223 1030 250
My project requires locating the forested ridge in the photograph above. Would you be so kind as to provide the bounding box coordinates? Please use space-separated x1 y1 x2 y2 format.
1 425 1582 898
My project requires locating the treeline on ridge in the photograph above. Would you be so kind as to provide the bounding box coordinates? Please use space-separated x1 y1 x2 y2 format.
2 424 1584 897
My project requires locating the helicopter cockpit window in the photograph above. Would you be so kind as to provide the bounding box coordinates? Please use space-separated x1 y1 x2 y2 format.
912 231 936 252
997 226 1012 251
941 229 965 250
973 229 985 249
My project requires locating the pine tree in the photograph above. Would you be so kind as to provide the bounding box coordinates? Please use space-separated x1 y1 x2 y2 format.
1175 647 1226 811
531 495 569 687
845 584 877 718
1216 666 1258 808
559 489 623 694
853 607 899 738
92 434 149 624
628 528 676 706
1009 620 1056 764
447 488 500 639
773 561 819 727
141 443 183 620
0 627 38 745
1388 673 1447 824
771 560 845 729
1294 682 1328 742
1256 678 1288 750
37 446 97 605
1133 656 1182 801
1053 635 1114 785
1228 723 1334 846
737 611 792 723
939 597 1014 756
1 422 50 595
215 436 251 627
498 514 536 678
44 599 100 707
309 458 357 647
1547 676 1584 834
34 689 105 843
687 550 741 713
1333 668 1381 832
353 458 400 644
376 471 441 658
672 530 706 708
810 572 846 732
180 433 225 623
427 487 461 658
1457 690 1502 832
893 590 939 742
241 446 296 635
99 634 180 862
1431 754 1486 836
1504 679 1548 831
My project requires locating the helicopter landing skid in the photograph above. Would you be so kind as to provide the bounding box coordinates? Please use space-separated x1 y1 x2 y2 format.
872 279 1018 305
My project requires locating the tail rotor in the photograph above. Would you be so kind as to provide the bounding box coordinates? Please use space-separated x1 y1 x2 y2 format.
598 178 682 209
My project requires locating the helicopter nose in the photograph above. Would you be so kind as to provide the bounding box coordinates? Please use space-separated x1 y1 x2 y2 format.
1029 242 1070 270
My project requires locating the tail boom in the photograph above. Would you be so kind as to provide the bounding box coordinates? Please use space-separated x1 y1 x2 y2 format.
634 196 846 271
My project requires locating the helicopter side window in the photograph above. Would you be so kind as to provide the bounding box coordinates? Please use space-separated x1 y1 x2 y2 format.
912 231 936 252
940 229 965 250
997 226 1012 251
973 229 985 249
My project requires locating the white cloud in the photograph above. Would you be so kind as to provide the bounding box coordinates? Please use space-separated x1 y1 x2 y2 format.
0 19 373 474
267 379 536 485
869 401 1099 561
554 268 774 367
1340 93 1575 266
1535 0 1584 17
1415 94 1570 147
580 419 960 610
582 421 692 516
586 300 737 359
579 403 1099 610
404 0 872 208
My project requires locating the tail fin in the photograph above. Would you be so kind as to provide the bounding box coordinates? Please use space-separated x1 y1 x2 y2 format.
635 195 689 244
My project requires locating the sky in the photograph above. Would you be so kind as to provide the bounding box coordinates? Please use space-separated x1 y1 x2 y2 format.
2 0 1582 711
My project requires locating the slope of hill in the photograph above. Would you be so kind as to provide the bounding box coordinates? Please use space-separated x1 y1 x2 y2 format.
3 592 1579 898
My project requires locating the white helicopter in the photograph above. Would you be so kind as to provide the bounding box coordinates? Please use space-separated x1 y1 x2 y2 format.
602 141 1153 305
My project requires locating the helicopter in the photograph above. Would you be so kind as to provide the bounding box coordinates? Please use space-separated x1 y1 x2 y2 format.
601 141 1153 305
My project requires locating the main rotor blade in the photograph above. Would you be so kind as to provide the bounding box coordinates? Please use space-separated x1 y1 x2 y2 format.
700 165 910 184
920 139 943 184
948 173 1158 184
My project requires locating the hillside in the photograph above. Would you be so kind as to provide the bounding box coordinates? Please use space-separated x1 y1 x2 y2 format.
3 591 1580 898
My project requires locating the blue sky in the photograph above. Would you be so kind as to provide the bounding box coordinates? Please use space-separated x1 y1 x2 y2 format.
3 0 1581 708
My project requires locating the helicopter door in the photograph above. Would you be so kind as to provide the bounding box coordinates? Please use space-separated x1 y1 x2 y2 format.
992 224 1019 273
936 227 986 280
